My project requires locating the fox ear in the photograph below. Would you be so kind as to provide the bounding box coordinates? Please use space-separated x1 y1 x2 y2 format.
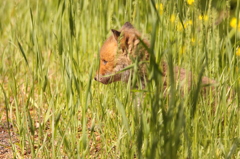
111 29 121 41
122 22 134 29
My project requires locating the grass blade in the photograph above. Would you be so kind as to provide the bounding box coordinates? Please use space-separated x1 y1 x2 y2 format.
18 41 28 66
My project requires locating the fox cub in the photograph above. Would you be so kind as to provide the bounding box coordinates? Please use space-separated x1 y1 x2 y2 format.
94 22 149 84
94 22 215 88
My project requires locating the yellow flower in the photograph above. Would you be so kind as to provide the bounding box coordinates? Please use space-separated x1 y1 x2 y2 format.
236 47 240 56
177 23 184 31
170 14 176 23
186 0 194 5
177 20 193 31
156 3 164 15
230 17 240 31
186 20 193 25
191 37 195 45
184 20 193 28
199 15 208 21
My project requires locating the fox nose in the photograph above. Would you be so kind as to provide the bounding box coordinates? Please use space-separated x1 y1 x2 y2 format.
94 75 102 81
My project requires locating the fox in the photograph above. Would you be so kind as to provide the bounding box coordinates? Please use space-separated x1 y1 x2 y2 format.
94 22 149 85
94 22 215 89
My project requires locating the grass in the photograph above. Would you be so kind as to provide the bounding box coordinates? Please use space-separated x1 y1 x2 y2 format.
0 0 240 158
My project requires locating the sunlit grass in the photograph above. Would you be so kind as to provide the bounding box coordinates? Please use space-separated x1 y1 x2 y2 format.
0 0 240 158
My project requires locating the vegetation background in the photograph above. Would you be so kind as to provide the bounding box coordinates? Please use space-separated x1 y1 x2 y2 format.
0 0 240 158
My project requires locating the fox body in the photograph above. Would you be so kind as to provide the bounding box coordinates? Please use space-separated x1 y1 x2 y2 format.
94 22 149 84
94 22 215 88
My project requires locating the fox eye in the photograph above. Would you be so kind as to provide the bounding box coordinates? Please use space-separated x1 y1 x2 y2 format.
102 59 108 65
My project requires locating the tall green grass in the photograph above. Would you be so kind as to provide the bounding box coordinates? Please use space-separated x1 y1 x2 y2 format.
0 0 240 158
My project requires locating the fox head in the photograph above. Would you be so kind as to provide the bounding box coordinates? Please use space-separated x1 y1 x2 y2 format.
94 22 149 84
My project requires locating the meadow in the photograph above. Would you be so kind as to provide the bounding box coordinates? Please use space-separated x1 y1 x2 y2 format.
0 0 240 158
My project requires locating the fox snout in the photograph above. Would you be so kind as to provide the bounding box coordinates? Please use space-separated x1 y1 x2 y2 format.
94 71 123 84
94 73 111 84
